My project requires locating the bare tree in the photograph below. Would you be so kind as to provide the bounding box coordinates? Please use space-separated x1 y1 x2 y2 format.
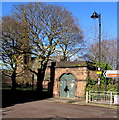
2 16 26 91
8 2 84 92
85 39 117 69
55 18 84 61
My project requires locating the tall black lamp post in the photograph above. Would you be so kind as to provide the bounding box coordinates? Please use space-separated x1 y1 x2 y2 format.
91 11 101 91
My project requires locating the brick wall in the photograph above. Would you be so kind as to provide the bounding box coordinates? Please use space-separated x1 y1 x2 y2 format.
53 67 88 98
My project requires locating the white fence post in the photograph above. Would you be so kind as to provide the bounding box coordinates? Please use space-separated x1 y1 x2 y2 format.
89 91 91 103
86 92 88 103
110 92 112 106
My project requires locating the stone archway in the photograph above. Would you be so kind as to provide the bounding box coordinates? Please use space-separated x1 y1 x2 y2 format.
59 73 76 98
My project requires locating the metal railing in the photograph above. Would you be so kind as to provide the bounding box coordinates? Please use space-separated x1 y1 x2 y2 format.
88 91 119 105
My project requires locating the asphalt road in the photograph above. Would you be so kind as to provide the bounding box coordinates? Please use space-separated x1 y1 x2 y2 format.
2 99 117 119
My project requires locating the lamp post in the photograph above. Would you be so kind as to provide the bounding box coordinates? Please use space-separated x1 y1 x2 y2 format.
91 11 101 95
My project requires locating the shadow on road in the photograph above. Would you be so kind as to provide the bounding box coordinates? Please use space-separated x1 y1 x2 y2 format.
2 89 52 108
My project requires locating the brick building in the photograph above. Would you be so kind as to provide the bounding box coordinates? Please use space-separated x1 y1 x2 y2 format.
45 61 97 99
15 56 97 99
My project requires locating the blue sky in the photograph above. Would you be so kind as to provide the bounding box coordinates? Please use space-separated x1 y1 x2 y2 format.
2 2 117 42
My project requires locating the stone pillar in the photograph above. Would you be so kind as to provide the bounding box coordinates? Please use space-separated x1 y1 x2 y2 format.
49 62 56 97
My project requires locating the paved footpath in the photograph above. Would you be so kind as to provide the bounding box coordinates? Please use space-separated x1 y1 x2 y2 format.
2 98 118 119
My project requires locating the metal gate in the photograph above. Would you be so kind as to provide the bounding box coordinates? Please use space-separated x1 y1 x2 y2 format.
60 73 76 98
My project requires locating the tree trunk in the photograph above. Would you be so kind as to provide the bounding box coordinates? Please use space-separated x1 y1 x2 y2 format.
11 70 16 92
36 63 47 94
49 62 56 97
37 69 43 93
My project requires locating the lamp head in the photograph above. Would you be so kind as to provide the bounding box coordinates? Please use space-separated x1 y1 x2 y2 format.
91 11 99 19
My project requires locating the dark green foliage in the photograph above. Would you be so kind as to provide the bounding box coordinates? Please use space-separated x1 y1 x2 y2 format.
86 62 117 92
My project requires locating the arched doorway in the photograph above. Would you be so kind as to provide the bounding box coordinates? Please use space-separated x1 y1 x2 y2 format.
59 73 76 98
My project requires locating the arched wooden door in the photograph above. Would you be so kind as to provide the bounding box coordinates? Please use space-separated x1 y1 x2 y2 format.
59 73 76 98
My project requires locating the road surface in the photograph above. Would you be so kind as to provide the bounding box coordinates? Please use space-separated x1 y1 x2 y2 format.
2 99 117 119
